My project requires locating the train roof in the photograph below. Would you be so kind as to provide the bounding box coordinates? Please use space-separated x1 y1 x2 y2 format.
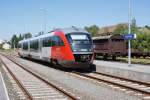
19 27 90 43
49 27 89 34
92 34 124 40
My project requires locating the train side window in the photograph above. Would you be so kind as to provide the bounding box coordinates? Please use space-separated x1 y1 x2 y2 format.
47 37 52 46
30 41 33 50
50 36 64 47
51 36 56 46
23 42 28 50
18 43 21 48
43 37 52 47
56 36 64 46
30 40 39 51
43 38 46 47
34 40 39 50
54 36 64 46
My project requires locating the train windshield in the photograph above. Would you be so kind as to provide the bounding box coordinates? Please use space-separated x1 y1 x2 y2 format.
66 33 93 52
66 33 92 43
70 34 90 41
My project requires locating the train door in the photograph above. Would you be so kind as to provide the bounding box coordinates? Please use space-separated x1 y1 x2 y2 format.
51 36 60 59
41 37 52 61
51 36 64 62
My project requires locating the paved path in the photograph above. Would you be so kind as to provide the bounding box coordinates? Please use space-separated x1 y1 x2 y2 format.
94 60 150 73
94 60 150 83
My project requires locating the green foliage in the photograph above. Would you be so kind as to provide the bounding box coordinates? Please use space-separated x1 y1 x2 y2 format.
0 44 2 49
10 33 32 48
85 25 99 37
114 24 128 35
10 34 18 48
145 25 150 30
23 32 32 39
113 18 150 52
114 18 138 35
85 22 149 53
131 27 150 52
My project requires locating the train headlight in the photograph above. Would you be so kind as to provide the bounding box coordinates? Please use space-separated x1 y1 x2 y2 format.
73 49 77 52
89 49 92 51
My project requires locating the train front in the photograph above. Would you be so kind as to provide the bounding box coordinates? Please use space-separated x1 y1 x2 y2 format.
65 32 94 69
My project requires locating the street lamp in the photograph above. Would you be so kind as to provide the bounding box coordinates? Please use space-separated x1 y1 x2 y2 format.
128 0 131 66
40 8 48 34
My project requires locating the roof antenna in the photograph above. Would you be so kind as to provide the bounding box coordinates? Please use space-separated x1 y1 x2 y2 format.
72 26 79 31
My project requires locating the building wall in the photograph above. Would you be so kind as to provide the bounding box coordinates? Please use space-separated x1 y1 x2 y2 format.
2 43 11 50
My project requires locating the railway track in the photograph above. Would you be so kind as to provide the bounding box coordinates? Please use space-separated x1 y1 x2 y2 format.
2 52 150 99
0 54 78 100
71 72 150 99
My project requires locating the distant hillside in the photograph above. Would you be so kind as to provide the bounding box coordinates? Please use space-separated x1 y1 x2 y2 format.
98 23 128 36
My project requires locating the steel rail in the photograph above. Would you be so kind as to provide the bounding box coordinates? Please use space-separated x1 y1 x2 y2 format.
93 72 150 86
2 54 78 100
73 72 150 95
0 58 33 100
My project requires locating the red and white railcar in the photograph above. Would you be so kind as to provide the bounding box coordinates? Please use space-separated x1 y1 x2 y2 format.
18 27 94 69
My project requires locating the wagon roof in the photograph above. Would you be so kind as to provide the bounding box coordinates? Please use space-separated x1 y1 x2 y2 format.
92 34 124 40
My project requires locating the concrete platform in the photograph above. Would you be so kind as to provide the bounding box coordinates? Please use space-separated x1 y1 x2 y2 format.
94 60 150 83
0 71 9 100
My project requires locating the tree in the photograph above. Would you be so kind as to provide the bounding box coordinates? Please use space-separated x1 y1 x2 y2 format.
0 44 2 49
23 32 32 39
10 34 19 48
131 27 150 52
131 17 136 27
18 34 24 41
114 18 137 35
131 18 138 33
114 24 128 35
145 25 150 30
10 33 32 48
85 25 99 37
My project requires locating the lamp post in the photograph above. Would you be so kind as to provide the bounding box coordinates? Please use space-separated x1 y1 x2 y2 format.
40 8 47 34
128 0 131 66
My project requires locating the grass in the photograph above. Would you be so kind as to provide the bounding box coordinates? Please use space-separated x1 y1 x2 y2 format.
95 56 150 65
117 57 150 65
0 49 14 52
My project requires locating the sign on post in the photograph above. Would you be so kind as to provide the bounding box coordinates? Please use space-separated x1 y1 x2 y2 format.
123 34 136 40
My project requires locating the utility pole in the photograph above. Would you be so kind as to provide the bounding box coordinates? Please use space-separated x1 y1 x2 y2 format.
128 0 131 66
13 40 15 52
40 8 47 34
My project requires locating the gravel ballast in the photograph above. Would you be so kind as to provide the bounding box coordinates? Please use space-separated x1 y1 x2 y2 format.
13 57 143 100
0 63 21 100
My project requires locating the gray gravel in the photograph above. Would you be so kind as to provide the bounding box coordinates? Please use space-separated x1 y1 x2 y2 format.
12 57 143 100
0 63 20 100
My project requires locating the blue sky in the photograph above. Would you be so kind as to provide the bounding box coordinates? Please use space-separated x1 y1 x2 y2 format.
0 0 150 40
